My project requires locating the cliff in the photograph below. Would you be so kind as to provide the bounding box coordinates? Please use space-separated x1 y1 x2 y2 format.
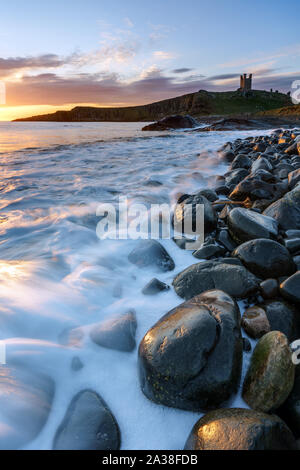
14 90 292 122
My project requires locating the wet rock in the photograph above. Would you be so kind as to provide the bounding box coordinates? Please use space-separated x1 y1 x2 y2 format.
230 154 252 170
172 236 194 250
263 186 300 231
285 238 300 254
142 278 170 295
229 174 282 202
254 142 267 152
286 229 300 239
128 240 175 272
280 272 300 304
138 290 242 410
90 311 137 352
288 169 300 189
225 169 249 186
294 255 300 270
184 408 296 450
53 390 120 450
233 238 296 279
228 208 278 244
242 331 295 412
196 189 218 202
173 260 259 300
262 299 300 342
193 243 225 260
173 193 217 236
243 337 252 352
278 373 300 438
241 306 270 339
71 357 84 371
142 114 198 131
259 278 278 299
251 156 273 173
217 229 237 251
0 364 55 450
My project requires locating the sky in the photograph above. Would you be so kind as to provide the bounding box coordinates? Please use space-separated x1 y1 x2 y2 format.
0 0 300 120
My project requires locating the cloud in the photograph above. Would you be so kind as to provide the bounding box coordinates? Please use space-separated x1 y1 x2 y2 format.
0 54 72 77
123 17 134 28
172 68 193 74
5 68 298 108
153 51 175 60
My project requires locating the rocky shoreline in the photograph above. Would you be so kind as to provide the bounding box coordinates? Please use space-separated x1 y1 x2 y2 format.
3 127 300 450
136 127 300 450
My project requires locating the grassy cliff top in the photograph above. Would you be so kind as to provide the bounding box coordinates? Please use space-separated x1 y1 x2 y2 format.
258 103 300 117
14 89 292 122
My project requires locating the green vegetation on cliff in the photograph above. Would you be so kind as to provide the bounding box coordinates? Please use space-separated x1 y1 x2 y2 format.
14 89 292 122
259 103 300 117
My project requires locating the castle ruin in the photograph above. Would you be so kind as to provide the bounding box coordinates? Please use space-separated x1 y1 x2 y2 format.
239 73 252 93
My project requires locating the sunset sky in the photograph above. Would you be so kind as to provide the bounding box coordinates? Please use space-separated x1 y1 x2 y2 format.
1 0 300 120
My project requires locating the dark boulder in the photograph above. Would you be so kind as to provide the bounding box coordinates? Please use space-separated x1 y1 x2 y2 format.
263 186 300 231
128 240 175 272
285 238 300 254
229 174 283 202
288 169 300 189
142 278 170 295
280 272 300 304
192 243 225 260
173 260 259 300
225 169 249 186
242 331 295 412
142 114 198 131
138 290 242 411
53 390 120 450
90 311 137 352
173 193 217 236
261 299 300 342
184 408 296 450
278 373 300 439
232 238 296 279
230 154 252 170
228 207 278 244
260 278 278 299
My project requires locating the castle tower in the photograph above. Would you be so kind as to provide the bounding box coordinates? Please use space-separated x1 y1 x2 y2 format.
239 73 252 92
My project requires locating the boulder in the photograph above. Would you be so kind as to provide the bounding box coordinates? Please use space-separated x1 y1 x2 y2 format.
53 390 120 450
263 186 300 231
242 331 295 412
90 311 137 352
288 169 300 189
192 243 225 260
173 260 259 300
228 208 278 244
229 174 284 202
261 299 300 342
128 240 175 272
184 408 296 450
142 114 198 131
173 193 217 236
280 272 300 304
259 278 278 299
278 373 300 438
225 169 249 186
142 278 170 295
241 306 270 339
232 238 296 279
230 154 252 170
0 364 55 450
138 290 242 410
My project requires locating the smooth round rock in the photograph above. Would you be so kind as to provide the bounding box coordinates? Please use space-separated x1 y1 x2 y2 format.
242 331 295 412
184 408 296 450
241 306 270 339
142 278 170 295
280 272 300 304
138 290 242 411
259 278 278 299
53 390 120 450
173 193 217 236
262 299 300 342
228 208 278 244
263 186 300 230
90 311 137 352
173 260 259 300
233 238 296 279
128 240 175 272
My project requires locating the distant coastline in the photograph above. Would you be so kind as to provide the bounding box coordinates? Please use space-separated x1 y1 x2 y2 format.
13 89 292 123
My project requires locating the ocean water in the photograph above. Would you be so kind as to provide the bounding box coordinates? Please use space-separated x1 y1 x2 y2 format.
0 121 270 450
